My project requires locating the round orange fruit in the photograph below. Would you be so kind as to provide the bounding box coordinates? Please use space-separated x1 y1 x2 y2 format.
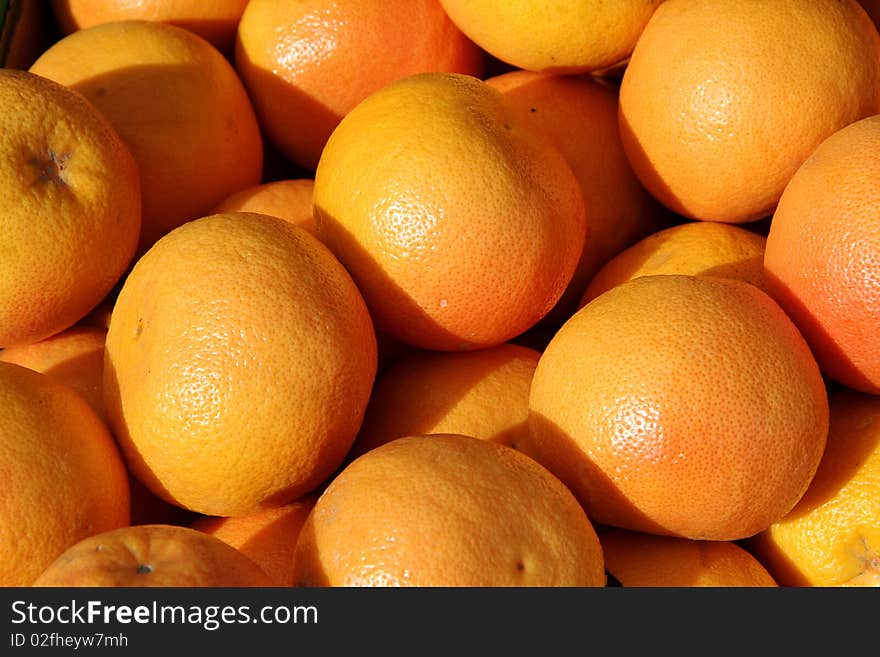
235 0 484 171
0 361 130 586
0 68 140 348
104 212 378 517
619 0 880 223
764 115 880 394
313 72 587 351
210 179 316 234
528 274 829 541
292 434 606 587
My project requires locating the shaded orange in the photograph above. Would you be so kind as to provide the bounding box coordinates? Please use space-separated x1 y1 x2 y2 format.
235 0 484 171
33 524 272 587
528 275 829 541
313 72 586 351
293 434 606 586
764 115 880 394
211 179 315 234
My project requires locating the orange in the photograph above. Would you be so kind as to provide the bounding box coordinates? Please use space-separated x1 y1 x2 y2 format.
235 0 484 171
485 70 666 327
211 179 316 234
50 0 249 53
314 72 587 351
528 275 829 541
582 221 767 305
748 387 880 587
0 325 108 423
0 361 130 586
104 212 378 517
438 0 662 74
619 0 880 223
349 342 541 459
292 434 606 586
192 495 318 587
0 69 140 348
30 20 263 253
763 115 880 395
32 524 273 587
858 0 880 29
600 528 777 587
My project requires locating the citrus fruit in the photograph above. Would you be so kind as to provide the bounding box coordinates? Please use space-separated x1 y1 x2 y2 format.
749 386 880 587
50 0 250 53
0 361 130 586
349 342 541 458
32 524 273 587
764 115 880 394
235 0 484 171
528 274 829 541
600 528 777 587
30 20 263 253
313 72 587 351
103 212 378 517
619 0 880 223
292 434 606 587
211 179 315 234
485 69 665 326
582 220 767 304
438 0 662 73
0 325 108 423
193 495 318 587
0 68 140 348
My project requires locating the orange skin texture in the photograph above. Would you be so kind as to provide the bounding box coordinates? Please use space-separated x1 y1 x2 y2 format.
764 116 880 394
0 362 130 586
619 0 880 223
485 70 666 328
600 528 777 587
582 221 767 304
30 20 264 254
438 0 663 74
235 0 484 171
528 275 829 541
211 179 316 234
33 524 272 587
103 213 378 517
749 387 880 587
292 434 606 587
0 326 108 423
0 69 141 348
50 0 250 53
192 495 318 587
313 72 587 351
349 342 541 459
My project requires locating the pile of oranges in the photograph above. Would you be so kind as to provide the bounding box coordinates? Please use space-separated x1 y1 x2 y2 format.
1 0 878 588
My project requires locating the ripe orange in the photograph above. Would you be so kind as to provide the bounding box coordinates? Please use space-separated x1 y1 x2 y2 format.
0 325 108 423
50 0 250 53
314 72 587 351
192 495 318 587
32 524 273 587
211 179 316 234
764 115 880 394
349 342 541 459
104 212 377 517
30 20 263 253
600 528 777 587
619 0 880 223
748 386 880 587
528 275 829 541
582 221 767 305
0 362 130 586
0 69 140 348
292 434 606 586
439 0 662 74
485 70 665 326
235 0 484 171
